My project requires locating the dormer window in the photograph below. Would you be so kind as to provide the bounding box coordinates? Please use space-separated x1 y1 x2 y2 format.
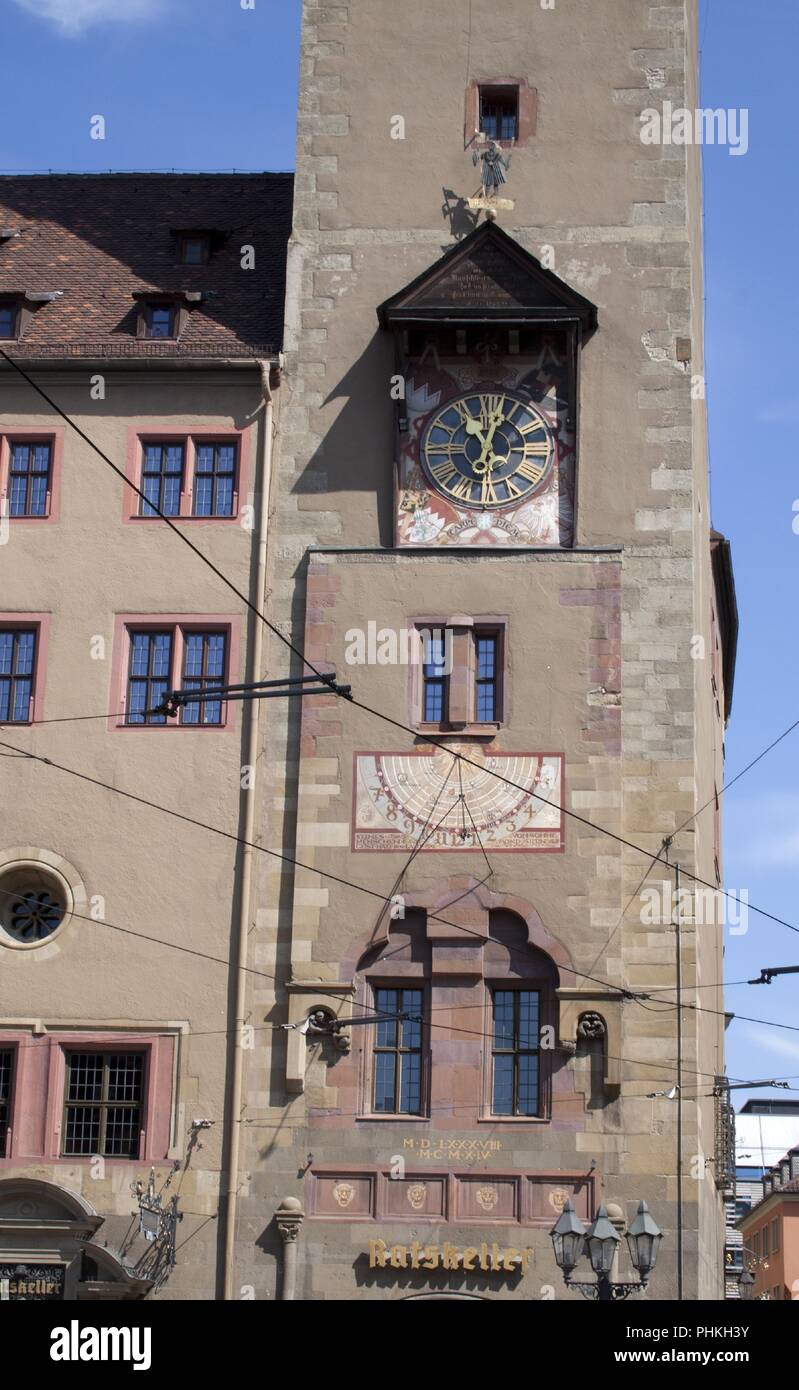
180 236 210 265
170 228 224 265
146 303 176 339
133 291 203 342
0 301 20 340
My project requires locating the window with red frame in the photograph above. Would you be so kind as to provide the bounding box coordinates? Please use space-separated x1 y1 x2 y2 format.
0 627 37 724
8 441 52 517
479 86 519 141
140 442 184 517
137 437 238 519
62 1051 144 1159
125 625 228 726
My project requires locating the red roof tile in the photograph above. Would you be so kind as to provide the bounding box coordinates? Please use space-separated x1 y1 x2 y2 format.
0 173 293 360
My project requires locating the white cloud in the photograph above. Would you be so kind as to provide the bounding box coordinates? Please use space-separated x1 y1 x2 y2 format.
743 1024 799 1063
12 0 164 35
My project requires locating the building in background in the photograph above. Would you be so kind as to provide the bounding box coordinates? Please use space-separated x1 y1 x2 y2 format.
726 1100 799 1296
736 1144 799 1301
238 0 737 1302
0 173 290 1299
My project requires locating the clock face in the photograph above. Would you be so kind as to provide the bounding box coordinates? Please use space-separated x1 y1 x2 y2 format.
420 390 554 511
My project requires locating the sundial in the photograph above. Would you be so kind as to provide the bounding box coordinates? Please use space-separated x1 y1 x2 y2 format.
353 749 564 852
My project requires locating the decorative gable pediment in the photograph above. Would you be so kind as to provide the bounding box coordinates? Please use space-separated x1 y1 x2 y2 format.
377 223 597 332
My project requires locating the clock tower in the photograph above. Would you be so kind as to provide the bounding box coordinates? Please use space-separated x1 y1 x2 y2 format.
244 0 736 1303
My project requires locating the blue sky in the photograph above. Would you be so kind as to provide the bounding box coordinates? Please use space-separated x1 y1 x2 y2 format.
2 0 796 1115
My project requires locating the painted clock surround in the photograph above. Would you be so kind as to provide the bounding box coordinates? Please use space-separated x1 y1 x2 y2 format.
396 337 575 548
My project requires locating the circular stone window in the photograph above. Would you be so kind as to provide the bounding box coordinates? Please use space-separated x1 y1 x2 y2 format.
0 862 72 948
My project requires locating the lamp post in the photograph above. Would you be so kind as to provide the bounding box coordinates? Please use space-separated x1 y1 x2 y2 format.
733 1244 763 1302
550 1200 662 1302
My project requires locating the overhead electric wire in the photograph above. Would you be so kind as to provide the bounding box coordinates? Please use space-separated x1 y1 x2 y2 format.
670 715 799 841
2 346 796 948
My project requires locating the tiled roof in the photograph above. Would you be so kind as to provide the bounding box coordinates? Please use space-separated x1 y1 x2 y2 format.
0 173 293 360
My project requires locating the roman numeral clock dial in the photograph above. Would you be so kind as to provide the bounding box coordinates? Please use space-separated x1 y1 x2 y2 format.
420 391 555 511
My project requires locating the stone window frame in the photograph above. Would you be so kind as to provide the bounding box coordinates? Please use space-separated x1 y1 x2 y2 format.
0 613 51 725
407 614 507 738
123 424 252 524
479 974 556 1124
359 976 432 1123
108 612 242 733
464 77 538 149
0 429 65 525
0 1027 178 1164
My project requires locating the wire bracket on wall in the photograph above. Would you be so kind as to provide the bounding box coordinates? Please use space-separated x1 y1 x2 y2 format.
150 672 352 720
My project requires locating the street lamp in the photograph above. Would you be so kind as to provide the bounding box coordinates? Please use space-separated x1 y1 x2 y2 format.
626 1199 663 1283
550 1201 662 1302
549 1198 587 1282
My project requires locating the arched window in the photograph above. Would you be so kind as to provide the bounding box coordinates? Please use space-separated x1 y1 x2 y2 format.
358 912 431 1118
355 906 559 1122
483 911 558 1120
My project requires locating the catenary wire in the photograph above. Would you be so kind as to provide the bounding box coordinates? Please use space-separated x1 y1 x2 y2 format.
0 737 792 1035
1 347 796 945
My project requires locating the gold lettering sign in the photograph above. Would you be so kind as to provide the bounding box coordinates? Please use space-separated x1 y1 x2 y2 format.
368 1238 530 1274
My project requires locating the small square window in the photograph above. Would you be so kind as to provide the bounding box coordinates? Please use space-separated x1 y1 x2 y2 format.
181 237 209 265
480 86 519 142
0 304 19 340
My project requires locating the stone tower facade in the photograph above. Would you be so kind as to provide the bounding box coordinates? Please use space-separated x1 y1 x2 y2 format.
239 0 734 1301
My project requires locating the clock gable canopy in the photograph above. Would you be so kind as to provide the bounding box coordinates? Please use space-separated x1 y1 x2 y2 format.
377 222 598 332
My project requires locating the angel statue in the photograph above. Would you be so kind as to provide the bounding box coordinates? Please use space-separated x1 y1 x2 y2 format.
473 138 512 196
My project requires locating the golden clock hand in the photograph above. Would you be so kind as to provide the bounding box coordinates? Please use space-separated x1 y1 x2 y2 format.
464 417 488 448
476 410 506 468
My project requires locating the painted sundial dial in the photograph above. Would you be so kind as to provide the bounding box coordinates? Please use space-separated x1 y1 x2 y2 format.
353 749 564 852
